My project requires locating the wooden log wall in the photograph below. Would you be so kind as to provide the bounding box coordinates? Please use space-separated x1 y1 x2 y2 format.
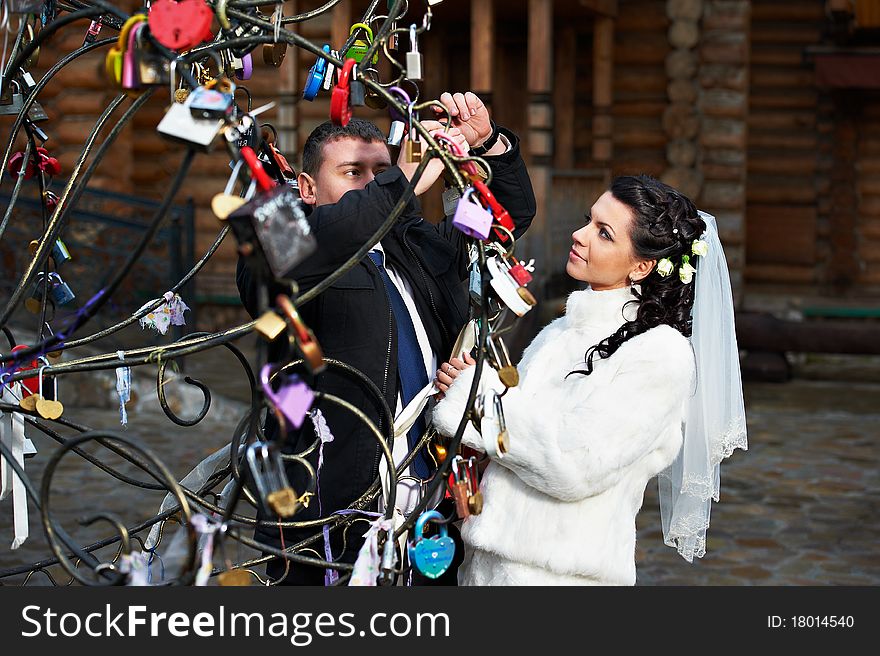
609 0 670 178
857 93 880 289
745 1 824 287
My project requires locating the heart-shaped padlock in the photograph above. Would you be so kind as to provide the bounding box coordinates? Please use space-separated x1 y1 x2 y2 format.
260 364 314 429
408 510 456 579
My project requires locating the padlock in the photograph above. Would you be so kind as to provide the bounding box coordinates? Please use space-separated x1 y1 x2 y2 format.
302 45 330 101
486 255 534 317
35 365 64 420
254 311 287 341
450 455 470 519
452 188 493 240
488 333 519 388
189 81 235 120
246 441 301 518
349 65 366 107
121 22 143 91
232 53 253 81
322 50 339 91
493 392 510 456
83 18 103 46
48 273 75 306
136 25 171 87
468 259 482 305
405 103 421 163
7 1 43 13
0 81 25 116
361 67 387 109
329 59 356 126
25 274 47 314
262 41 287 67
227 184 317 280
260 364 315 430
473 179 515 244
508 259 534 286
27 100 48 123
212 159 251 220
149 0 214 51
406 24 423 81
344 23 378 64
217 569 251 586
387 120 406 147
479 390 509 459
464 456 483 515
276 295 325 374
28 238 71 266
105 14 146 89
157 92 224 152
407 510 455 580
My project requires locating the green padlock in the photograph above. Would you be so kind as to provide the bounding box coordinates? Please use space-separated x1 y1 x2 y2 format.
344 23 378 65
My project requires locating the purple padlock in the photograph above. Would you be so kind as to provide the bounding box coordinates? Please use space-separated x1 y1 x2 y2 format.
235 53 253 80
260 364 314 429
452 188 493 240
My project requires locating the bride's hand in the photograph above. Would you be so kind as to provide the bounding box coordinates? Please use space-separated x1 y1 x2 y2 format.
433 352 477 396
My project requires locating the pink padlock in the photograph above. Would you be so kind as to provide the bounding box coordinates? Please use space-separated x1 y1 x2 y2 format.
121 22 142 89
452 188 493 240
260 364 315 429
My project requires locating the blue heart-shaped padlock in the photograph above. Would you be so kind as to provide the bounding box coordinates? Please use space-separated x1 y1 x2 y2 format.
408 510 456 579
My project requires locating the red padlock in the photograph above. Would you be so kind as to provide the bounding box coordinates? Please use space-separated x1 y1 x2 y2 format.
472 179 514 243
10 345 39 397
44 190 60 212
37 147 60 177
149 0 214 51
508 261 533 286
8 151 36 179
330 59 356 127
240 146 276 193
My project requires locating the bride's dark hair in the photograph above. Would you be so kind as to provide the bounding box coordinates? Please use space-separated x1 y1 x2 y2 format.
570 174 707 377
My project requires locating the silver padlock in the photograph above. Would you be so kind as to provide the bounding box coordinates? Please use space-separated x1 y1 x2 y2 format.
387 119 406 147
322 50 338 91
49 273 76 306
442 186 462 216
406 24 423 81
246 441 301 518
0 80 24 116
157 92 224 152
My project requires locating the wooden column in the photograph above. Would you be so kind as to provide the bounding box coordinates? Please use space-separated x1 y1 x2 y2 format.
471 0 495 100
592 16 614 163
331 2 352 52
526 0 554 284
279 0 299 155
553 26 576 169
829 91 860 288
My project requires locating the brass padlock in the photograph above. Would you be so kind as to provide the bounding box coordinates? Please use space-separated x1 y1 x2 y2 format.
218 569 251 586
254 311 287 341
405 137 421 163
467 490 484 515
267 487 300 517
262 42 287 67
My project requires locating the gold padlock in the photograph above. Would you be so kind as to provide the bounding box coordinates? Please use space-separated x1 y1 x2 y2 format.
267 487 300 518
218 569 251 586
467 490 484 515
254 311 287 341
498 366 519 388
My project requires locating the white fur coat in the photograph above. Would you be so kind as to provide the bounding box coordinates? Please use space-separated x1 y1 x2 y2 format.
431 286 695 585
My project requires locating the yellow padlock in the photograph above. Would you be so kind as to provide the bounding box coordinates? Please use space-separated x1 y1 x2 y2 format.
105 15 146 88
344 23 378 64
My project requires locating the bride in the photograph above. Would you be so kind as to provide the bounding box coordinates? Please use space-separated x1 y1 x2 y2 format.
431 174 747 585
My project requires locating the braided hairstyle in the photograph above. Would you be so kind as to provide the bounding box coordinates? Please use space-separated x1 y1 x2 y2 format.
571 174 707 377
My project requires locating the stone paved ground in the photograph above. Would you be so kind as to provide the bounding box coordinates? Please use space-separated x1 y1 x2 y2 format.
1 337 878 585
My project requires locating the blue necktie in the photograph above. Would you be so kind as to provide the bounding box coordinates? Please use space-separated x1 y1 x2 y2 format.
368 250 432 478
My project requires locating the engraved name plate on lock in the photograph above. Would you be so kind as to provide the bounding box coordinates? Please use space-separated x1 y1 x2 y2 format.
230 186 317 279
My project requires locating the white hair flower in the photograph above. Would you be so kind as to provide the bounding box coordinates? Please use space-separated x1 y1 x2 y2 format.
656 258 674 277
691 239 709 257
679 255 696 284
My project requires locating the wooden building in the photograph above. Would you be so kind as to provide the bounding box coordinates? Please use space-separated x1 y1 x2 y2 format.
7 0 880 332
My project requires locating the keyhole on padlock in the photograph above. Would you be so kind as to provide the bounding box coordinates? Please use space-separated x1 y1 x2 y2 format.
173 28 181 42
